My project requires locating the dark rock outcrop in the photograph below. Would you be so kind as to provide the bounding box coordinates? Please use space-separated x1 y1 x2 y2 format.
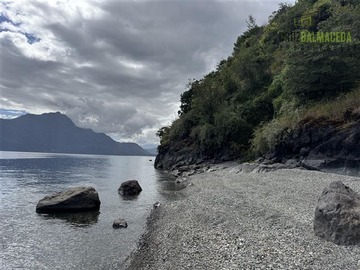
113 218 128 228
155 138 238 171
265 118 360 174
314 181 360 245
118 180 142 196
36 186 101 213
155 115 360 173
154 144 203 171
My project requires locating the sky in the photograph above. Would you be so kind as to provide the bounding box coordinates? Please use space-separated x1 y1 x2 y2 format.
0 0 295 148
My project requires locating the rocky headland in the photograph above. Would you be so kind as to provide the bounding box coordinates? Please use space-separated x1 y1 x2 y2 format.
155 115 360 177
263 116 360 175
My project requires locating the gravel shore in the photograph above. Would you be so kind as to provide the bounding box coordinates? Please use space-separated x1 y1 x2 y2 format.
124 163 360 270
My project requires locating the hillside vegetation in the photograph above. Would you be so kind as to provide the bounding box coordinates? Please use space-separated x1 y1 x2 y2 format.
156 0 360 169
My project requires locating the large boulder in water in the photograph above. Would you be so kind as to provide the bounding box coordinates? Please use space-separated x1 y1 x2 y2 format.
36 186 101 213
118 180 142 196
314 181 360 245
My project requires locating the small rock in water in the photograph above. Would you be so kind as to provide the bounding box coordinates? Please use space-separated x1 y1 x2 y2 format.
113 218 128 228
153 202 161 208
118 180 142 196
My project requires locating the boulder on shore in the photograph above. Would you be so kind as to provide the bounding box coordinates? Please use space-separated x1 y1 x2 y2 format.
36 186 101 213
118 180 142 196
113 218 128 228
314 181 360 245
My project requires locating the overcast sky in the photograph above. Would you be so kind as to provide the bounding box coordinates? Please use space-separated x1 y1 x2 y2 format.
0 0 295 148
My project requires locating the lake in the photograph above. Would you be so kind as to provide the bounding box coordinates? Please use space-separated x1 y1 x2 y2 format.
0 151 183 269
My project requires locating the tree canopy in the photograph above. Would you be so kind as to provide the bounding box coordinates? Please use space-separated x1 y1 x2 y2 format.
157 0 360 160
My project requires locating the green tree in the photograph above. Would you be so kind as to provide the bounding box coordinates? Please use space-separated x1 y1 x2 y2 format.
156 0 360 164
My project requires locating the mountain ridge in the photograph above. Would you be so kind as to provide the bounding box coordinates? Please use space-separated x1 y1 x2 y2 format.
0 112 152 156
144 147 158 156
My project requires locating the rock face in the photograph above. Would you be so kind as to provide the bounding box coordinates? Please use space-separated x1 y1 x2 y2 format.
154 112 360 173
118 180 142 196
36 186 101 213
314 181 360 245
155 144 202 171
155 139 238 171
113 218 128 228
265 118 360 174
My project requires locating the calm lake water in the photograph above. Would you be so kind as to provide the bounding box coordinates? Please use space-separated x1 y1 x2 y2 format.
0 151 183 270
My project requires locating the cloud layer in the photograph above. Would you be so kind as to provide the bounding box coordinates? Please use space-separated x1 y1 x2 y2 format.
0 0 290 146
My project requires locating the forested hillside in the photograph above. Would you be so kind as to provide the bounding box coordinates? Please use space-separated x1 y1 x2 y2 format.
155 0 360 170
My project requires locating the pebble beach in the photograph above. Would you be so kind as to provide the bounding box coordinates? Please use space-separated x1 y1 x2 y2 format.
124 163 360 270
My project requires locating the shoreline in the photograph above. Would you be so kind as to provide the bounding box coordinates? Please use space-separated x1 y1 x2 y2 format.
123 163 360 269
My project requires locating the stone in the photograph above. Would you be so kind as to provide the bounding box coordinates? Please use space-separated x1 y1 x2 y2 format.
118 180 142 196
314 181 360 245
186 170 196 176
113 218 128 228
153 202 161 208
36 186 101 213
177 165 191 172
171 169 181 177
175 178 187 184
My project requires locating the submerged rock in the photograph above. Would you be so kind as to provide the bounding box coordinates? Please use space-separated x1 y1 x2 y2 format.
113 218 128 228
118 180 142 196
314 181 360 245
36 186 101 213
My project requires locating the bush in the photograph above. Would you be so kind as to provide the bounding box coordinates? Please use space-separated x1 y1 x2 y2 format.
303 87 360 121
250 110 302 156
251 87 360 156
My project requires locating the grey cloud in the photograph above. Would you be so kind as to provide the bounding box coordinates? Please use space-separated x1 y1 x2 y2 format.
65 97 157 137
0 0 292 146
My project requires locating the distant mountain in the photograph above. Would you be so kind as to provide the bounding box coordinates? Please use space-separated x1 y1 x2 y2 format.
144 147 158 156
0 112 151 156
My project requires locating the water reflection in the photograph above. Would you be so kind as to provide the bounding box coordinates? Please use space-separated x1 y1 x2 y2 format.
119 194 140 201
0 157 110 187
38 211 100 227
154 170 188 200
155 170 187 190
0 154 189 270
